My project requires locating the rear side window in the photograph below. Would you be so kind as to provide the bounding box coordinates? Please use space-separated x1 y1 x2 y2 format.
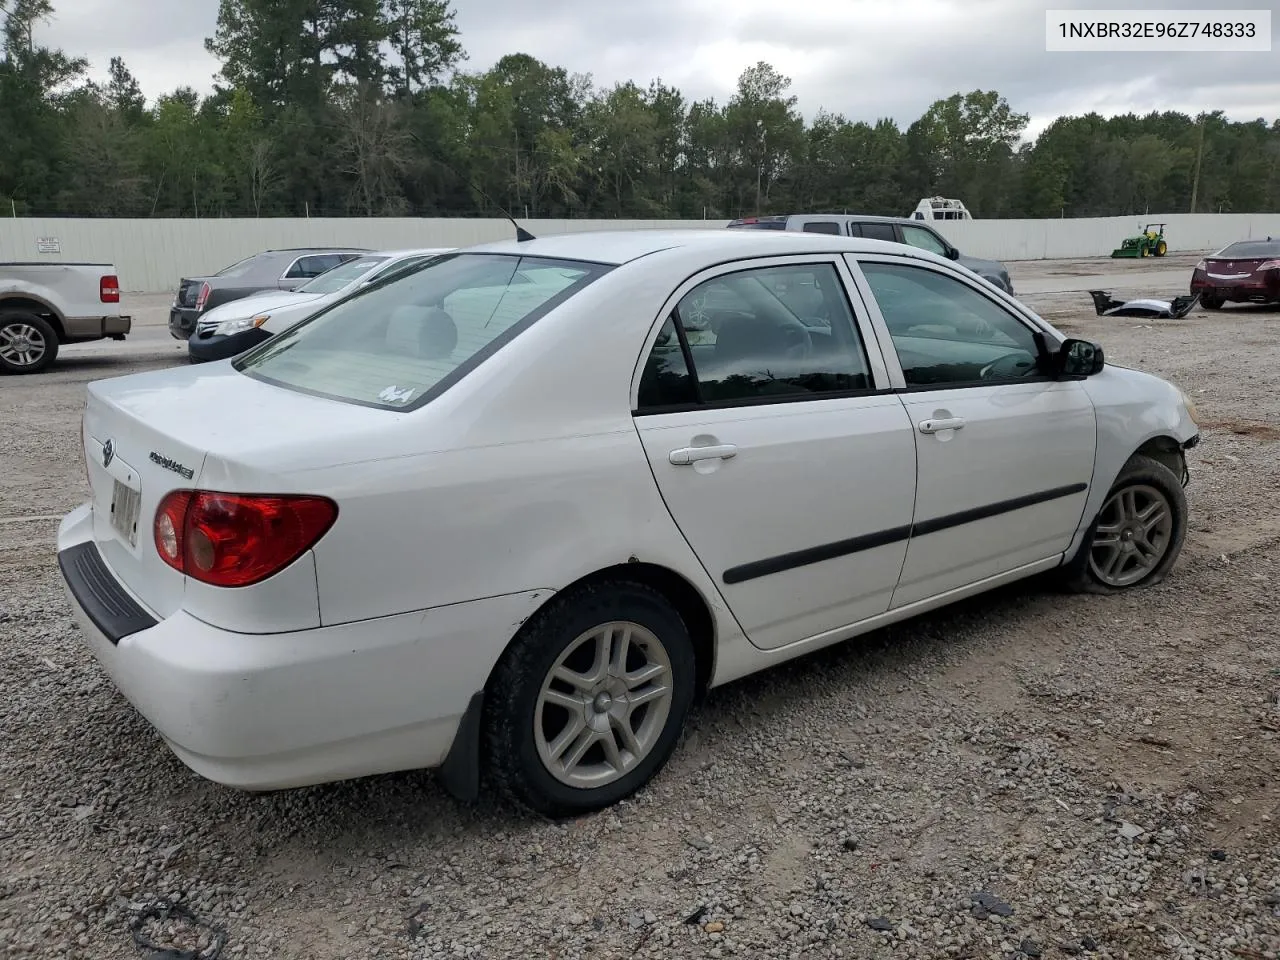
288 254 354 278
801 221 841 235
235 254 610 411
859 222 897 242
635 262 872 411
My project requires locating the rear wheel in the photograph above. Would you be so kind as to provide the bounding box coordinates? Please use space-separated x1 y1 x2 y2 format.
1059 454 1187 595
1154 240 1168 257
483 581 697 818
1200 295 1223 310
0 311 59 374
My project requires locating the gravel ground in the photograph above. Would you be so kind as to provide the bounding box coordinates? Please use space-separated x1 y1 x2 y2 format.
2 257 1278 960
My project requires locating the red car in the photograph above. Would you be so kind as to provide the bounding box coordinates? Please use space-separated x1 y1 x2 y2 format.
1190 237 1280 309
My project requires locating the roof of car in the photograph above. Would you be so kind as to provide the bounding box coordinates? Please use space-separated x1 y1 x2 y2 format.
729 213 924 226
461 228 915 266
368 247 455 259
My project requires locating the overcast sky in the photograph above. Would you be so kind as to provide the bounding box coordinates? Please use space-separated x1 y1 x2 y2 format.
35 0 1280 142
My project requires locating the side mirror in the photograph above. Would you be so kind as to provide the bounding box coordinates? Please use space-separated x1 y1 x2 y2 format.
946 246 960 260
1058 338 1104 377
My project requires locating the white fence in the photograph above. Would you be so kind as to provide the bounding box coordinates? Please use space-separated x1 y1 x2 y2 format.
930 212 1280 262
2 212 1279 293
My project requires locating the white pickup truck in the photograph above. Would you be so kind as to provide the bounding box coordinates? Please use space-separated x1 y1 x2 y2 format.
0 261 132 374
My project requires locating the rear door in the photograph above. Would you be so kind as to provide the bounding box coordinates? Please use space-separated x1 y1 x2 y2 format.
632 255 918 650
845 254 1097 608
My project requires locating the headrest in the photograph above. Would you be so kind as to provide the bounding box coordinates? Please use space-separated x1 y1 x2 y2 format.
386 304 457 361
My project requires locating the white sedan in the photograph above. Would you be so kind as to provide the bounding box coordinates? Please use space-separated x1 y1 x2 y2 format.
186 247 453 362
57 229 1200 817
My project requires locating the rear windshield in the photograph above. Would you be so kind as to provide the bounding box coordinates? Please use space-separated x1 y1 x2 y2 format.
296 256 388 294
233 253 610 411
727 220 787 230
1214 240 1280 259
215 254 267 278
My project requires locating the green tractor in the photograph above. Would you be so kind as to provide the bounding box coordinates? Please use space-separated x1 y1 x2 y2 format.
1111 223 1169 258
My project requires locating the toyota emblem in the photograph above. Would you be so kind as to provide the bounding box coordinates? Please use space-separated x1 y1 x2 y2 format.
102 439 114 469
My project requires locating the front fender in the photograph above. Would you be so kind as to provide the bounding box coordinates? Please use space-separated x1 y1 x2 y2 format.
1063 365 1199 560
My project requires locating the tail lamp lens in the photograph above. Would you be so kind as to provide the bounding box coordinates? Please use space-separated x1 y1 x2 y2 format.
153 491 337 587
100 274 121 303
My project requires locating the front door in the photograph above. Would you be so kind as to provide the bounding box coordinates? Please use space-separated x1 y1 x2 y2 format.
632 257 918 650
849 256 1097 608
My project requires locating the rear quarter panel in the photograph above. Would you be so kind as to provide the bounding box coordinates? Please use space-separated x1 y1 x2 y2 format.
289 259 748 681
1 264 116 325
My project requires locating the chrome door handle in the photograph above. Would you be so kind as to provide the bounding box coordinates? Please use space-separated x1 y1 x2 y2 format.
669 444 738 465
918 417 965 434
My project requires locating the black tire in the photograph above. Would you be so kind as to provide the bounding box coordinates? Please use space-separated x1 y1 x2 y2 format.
1154 240 1167 257
0 310 59 374
483 580 697 818
1200 295 1223 310
1058 453 1187 595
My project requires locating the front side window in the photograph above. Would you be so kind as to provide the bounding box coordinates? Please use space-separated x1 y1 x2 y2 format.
859 261 1043 387
636 262 872 410
900 225 949 256
295 256 389 295
236 253 610 410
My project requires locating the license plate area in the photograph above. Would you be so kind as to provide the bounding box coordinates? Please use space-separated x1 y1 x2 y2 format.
110 478 142 548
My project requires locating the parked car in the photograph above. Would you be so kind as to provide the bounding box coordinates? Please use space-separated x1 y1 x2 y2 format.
1190 237 1280 309
1 261 131 374
168 248 369 340
726 213 1014 293
188 247 454 362
58 229 1199 818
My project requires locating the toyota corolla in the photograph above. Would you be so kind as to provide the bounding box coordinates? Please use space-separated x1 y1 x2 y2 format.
57 229 1200 817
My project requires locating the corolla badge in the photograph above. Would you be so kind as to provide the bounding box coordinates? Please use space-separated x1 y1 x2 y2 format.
149 451 195 480
102 439 114 469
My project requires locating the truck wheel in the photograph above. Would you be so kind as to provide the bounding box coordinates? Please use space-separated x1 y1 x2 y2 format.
0 310 60 374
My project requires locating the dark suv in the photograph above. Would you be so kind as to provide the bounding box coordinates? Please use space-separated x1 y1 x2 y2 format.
726 214 1013 294
168 247 368 340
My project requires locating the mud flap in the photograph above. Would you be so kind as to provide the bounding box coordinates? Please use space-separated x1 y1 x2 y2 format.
437 691 484 802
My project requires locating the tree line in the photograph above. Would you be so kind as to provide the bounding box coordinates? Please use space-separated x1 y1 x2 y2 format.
2 0 1278 221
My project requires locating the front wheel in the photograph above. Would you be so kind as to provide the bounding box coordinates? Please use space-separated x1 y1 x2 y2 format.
0 310 59 374
1060 454 1187 595
1154 240 1168 257
483 581 697 818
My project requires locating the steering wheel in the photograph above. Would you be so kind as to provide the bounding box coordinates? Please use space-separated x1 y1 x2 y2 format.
979 352 1035 380
778 319 813 360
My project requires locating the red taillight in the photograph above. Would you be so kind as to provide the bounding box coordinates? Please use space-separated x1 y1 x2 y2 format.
100 274 120 303
194 282 211 312
154 490 338 588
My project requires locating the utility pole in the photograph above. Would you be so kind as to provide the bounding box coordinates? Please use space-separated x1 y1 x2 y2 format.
1190 114 1206 213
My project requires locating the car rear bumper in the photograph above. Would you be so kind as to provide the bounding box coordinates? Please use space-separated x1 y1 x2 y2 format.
56 503 539 791
1190 277 1280 303
169 307 200 340
188 326 271 362
61 315 132 340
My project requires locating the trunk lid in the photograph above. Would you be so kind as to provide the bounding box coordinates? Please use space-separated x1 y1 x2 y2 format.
1204 257 1268 279
175 276 214 308
81 363 409 617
